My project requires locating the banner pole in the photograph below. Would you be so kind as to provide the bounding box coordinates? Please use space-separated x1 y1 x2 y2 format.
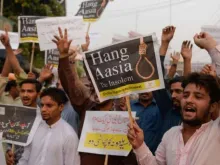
11 144 15 154
87 23 91 34
30 42 35 72
125 96 133 127
104 154 108 165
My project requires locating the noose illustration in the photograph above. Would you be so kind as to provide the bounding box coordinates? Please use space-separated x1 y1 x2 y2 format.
135 38 155 80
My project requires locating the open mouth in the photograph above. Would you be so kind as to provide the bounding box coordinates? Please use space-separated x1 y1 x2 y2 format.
183 107 196 116
22 98 30 104
185 107 196 112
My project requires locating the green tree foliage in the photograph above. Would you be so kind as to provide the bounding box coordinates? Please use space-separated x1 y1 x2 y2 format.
3 0 65 68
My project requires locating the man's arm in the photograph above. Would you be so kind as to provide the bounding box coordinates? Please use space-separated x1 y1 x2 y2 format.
194 32 220 68
53 28 91 115
180 41 193 76
152 26 175 118
167 52 180 79
0 29 27 83
63 135 80 165
159 26 176 57
127 121 166 165
0 29 23 76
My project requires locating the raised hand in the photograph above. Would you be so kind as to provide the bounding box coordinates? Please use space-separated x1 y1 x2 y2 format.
27 72 37 79
39 64 54 83
81 34 90 52
161 26 176 43
201 64 216 77
13 48 23 56
127 121 144 149
171 51 180 64
52 27 72 58
193 32 217 50
181 40 193 60
0 28 10 48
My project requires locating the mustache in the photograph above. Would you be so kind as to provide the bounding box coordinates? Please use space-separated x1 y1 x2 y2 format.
22 97 29 99
172 98 180 102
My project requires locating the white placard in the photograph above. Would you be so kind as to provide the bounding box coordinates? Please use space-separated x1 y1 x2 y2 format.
0 31 19 50
36 17 86 51
78 111 136 156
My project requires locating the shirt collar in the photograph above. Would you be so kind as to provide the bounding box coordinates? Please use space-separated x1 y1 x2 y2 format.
180 120 213 133
43 118 62 129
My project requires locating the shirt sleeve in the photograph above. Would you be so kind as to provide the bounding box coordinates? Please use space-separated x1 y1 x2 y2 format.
134 132 168 165
63 134 80 165
208 45 220 71
134 142 158 165
58 57 91 115
17 144 31 165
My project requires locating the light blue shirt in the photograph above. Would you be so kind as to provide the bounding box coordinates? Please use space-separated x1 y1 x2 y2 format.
61 101 79 134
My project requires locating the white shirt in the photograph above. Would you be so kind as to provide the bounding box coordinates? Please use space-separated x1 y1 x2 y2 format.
18 119 80 165
134 117 220 165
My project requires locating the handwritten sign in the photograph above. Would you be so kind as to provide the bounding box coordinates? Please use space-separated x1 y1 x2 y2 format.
45 49 59 67
83 34 165 102
36 16 86 51
0 30 19 50
18 16 43 43
76 0 109 22
0 104 41 146
78 111 136 156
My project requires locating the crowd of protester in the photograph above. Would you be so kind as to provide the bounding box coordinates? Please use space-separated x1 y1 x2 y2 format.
0 24 220 165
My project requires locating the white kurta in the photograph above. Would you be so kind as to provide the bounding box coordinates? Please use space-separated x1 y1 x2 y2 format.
18 119 80 165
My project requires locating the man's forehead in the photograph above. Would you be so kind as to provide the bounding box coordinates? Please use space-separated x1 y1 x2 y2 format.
41 96 58 105
171 82 182 89
21 83 36 89
184 83 207 94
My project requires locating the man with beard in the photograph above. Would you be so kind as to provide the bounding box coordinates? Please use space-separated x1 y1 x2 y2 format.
131 92 162 154
127 73 220 165
160 77 183 135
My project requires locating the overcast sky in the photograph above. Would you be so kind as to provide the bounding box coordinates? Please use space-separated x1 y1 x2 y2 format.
66 0 220 63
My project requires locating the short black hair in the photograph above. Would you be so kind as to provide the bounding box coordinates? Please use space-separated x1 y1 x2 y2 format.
169 76 184 87
40 88 68 105
5 80 17 92
19 79 42 93
182 73 220 103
